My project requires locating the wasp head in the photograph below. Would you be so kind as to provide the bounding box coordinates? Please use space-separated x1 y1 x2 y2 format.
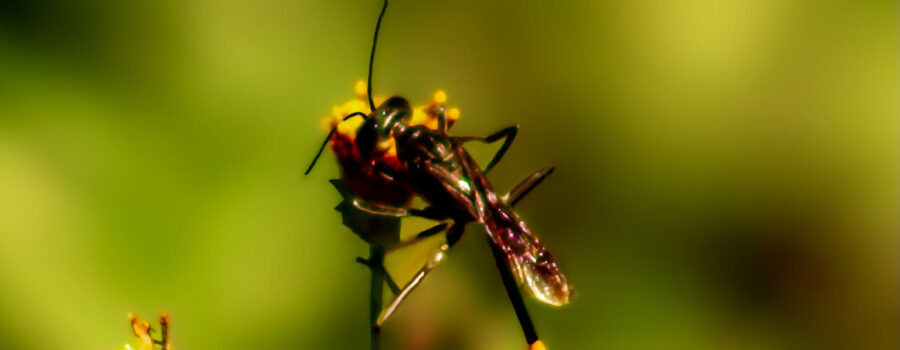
356 96 411 157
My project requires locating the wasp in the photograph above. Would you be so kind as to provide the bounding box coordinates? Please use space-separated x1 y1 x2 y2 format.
304 1 570 349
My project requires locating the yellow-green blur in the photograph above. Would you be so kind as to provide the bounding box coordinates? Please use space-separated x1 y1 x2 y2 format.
0 0 896 349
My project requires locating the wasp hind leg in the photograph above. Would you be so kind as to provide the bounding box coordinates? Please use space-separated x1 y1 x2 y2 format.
377 165 554 254
375 222 465 328
503 166 555 206
386 222 450 253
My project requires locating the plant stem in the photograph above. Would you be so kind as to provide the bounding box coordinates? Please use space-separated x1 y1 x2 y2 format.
368 244 386 350
488 236 538 345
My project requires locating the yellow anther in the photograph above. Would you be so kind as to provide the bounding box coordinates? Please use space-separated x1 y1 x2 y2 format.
345 99 370 115
529 340 547 350
434 90 447 104
426 118 439 130
355 80 367 98
447 107 460 121
386 142 398 157
410 108 428 126
337 114 365 138
372 96 386 109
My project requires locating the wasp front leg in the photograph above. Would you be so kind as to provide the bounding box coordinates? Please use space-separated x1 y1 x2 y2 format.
351 198 411 217
350 198 449 221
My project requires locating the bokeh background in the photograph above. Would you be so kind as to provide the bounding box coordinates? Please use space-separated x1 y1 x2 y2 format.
0 0 897 349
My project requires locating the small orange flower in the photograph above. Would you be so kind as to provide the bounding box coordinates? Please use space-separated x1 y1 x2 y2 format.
324 81 462 149
126 313 172 350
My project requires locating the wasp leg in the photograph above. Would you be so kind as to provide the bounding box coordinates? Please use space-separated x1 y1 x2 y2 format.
374 164 553 253
351 198 451 221
350 198 414 217
375 223 465 328
451 125 519 174
383 270 401 295
386 222 450 253
388 168 553 254
356 257 402 295
408 206 451 221
503 166 555 207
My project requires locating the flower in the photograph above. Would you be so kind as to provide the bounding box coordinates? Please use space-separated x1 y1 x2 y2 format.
324 81 462 143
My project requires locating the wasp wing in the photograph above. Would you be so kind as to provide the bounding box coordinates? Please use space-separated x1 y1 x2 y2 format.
455 147 571 306
413 135 571 305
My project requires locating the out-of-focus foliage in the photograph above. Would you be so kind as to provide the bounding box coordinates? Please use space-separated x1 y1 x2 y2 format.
0 0 896 349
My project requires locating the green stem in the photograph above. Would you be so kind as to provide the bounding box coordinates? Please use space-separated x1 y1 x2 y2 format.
368 245 386 350
329 179 400 349
488 236 539 345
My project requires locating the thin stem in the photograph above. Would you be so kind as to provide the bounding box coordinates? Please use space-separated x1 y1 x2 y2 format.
368 245 386 350
488 236 539 345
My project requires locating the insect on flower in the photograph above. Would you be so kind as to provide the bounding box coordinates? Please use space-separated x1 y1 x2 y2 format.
316 80 462 208
304 1 570 348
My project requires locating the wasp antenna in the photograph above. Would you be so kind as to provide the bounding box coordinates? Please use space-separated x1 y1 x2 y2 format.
367 0 389 111
307 0 387 176
304 112 368 175
304 127 338 175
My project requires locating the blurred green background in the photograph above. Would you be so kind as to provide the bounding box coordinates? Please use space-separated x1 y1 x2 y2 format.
0 0 897 349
